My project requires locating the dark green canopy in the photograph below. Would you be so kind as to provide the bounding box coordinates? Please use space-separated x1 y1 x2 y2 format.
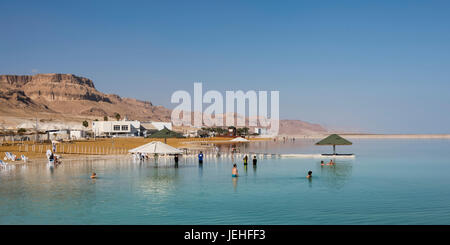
147 127 185 138
316 134 352 155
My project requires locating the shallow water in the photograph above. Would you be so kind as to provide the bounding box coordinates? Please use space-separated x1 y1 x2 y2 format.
1 139 450 224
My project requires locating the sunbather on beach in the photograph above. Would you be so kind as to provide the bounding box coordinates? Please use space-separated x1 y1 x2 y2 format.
232 164 238 177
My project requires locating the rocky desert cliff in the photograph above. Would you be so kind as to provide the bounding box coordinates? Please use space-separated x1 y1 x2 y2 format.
0 73 327 135
0 74 171 122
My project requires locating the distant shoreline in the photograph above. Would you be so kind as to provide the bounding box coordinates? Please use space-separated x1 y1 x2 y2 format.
280 134 450 139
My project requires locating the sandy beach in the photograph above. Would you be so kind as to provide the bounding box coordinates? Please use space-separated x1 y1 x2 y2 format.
0 136 271 164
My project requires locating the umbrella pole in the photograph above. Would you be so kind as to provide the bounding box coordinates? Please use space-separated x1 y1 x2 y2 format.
333 145 336 155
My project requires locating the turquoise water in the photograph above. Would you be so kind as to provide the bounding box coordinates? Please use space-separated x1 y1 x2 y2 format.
1 139 450 224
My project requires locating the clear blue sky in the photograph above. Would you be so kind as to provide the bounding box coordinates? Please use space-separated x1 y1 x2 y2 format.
1 0 449 133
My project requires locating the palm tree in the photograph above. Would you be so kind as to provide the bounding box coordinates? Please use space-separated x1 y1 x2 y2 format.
114 113 121 121
242 127 249 137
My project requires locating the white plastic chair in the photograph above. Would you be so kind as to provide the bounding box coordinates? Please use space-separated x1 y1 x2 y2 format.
21 155 28 162
5 152 16 161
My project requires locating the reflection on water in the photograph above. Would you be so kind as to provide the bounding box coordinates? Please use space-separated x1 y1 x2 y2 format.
232 177 238 191
198 163 203 178
318 159 353 190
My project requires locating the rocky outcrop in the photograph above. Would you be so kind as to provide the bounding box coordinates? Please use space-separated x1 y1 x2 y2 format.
278 119 328 135
0 74 111 103
0 73 171 121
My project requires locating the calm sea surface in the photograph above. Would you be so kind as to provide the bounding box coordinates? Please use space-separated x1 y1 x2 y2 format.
1 139 450 224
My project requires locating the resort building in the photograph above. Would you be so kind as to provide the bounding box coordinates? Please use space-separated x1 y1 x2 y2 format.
92 120 141 137
46 129 70 141
70 130 87 140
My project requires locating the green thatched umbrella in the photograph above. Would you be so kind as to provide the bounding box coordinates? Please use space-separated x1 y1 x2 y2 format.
315 134 352 155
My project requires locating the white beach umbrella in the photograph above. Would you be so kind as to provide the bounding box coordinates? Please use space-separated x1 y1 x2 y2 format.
128 141 183 154
230 137 249 142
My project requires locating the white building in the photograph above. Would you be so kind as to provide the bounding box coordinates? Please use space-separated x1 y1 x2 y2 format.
70 130 87 140
46 129 70 141
144 121 172 131
92 120 141 137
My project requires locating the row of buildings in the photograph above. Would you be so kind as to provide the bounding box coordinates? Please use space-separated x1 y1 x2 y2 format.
10 120 174 142
92 120 172 137
4 119 270 142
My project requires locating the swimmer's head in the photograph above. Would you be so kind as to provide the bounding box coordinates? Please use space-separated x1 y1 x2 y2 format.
233 164 237 167
308 171 312 176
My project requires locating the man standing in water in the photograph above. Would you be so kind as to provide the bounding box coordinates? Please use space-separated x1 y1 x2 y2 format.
174 154 179 167
232 164 239 177
252 156 257 165
243 155 248 165
198 151 204 164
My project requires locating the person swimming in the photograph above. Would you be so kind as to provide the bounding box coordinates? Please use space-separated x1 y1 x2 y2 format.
232 164 239 177
320 160 324 166
90 172 97 179
327 159 334 165
306 170 312 178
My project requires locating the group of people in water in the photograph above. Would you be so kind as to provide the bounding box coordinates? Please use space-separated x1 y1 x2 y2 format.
194 151 259 178
321 159 335 166
48 150 62 166
89 150 336 180
232 155 258 177
134 152 150 161
196 150 326 179
306 159 336 179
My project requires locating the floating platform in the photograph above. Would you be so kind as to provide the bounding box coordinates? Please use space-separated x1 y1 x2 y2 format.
280 154 355 158
321 153 355 156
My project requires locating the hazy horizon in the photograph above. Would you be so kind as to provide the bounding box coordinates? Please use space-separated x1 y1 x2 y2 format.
1 0 449 134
